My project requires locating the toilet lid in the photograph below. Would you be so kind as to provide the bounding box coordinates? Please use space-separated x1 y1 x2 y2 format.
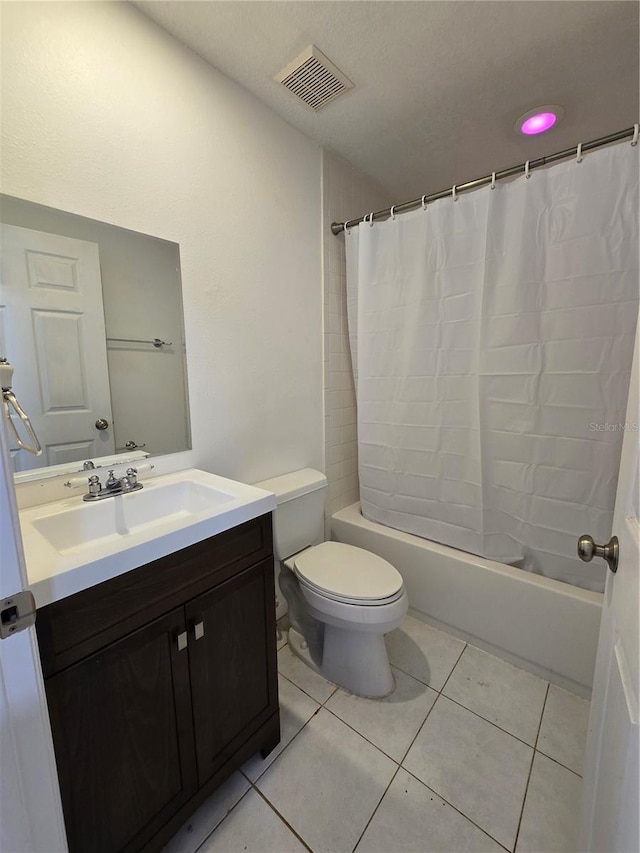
293 541 403 601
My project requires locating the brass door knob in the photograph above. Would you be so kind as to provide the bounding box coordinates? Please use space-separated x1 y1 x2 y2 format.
577 534 618 573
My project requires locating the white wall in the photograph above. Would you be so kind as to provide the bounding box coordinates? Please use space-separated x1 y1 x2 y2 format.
1 1 323 485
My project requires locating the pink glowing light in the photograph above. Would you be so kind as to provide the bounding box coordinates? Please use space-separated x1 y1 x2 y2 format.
520 112 557 135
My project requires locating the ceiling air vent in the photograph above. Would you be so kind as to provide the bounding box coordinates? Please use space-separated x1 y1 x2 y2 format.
275 45 353 111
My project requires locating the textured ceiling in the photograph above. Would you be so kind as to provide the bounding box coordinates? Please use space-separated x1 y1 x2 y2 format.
135 1 639 202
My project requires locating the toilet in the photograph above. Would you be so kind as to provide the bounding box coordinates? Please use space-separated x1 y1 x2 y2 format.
255 468 408 698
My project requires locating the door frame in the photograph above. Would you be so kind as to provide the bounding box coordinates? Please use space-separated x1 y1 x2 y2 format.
0 406 67 852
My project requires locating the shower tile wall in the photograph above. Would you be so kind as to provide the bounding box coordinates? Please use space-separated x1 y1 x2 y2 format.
322 150 391 525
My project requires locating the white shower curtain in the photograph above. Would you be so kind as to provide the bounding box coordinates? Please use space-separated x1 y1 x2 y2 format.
346 143 639 592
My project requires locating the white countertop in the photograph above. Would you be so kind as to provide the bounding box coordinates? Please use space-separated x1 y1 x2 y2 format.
19 469 276 607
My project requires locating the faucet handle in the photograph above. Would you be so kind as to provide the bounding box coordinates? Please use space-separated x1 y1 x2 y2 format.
105 469 119 489
87 475 102 496
64 475 91 489
130 462 154 475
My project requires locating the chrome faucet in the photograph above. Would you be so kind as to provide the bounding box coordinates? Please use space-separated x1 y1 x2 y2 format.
103 468 143 497
69 467 147 501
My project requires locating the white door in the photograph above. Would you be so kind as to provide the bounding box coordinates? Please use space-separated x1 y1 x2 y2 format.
0 224 114 471
580 309 640 852
0 404 67 851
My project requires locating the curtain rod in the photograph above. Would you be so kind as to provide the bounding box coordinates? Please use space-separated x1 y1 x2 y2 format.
331 125 638 236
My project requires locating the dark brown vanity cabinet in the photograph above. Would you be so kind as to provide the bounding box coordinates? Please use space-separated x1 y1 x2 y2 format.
36 514 280 853
43 607 198 853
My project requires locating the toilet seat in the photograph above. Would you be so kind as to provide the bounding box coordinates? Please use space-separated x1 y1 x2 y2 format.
298 576 405 606
293 541 404 606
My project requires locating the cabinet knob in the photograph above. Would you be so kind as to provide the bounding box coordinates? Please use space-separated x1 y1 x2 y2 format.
194 621 205 641
176 631 188 651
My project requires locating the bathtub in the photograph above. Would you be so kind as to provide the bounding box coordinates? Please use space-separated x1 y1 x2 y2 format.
331 502 602 698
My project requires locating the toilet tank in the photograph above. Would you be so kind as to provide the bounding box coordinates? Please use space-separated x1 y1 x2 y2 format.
254 468 327 560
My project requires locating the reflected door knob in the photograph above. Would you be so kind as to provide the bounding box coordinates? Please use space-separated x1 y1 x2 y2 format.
577 534 618 573
95 418 110 430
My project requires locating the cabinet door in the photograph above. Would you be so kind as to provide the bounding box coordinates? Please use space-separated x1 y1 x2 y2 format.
187 558 279 786
45 607 197 853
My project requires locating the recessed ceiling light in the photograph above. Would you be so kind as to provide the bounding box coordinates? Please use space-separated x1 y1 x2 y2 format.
516 105 565 136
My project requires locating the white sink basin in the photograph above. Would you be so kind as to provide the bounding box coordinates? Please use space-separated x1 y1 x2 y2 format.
32 479 237 554
20 469 276 607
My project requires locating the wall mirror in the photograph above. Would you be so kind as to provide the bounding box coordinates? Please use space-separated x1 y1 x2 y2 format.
0 194 191 478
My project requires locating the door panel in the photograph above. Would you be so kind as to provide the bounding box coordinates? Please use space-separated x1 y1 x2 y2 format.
32 310 90 411
45 607 197 853
47 439 95 466
187 559 278 787
581 307 639 852
26 246 80 290
0 223 114 470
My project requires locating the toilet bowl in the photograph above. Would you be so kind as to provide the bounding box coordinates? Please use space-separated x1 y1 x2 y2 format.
255 469 408 698
281 542 408 698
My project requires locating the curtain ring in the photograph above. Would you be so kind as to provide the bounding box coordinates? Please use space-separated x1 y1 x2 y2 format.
576 143 583 164
490 172 496 190
524 160 531 179
366 212 374 227
344 220 351 235
421 195 428 210
632 124 639 146
390 205 396 220
452 185 458 202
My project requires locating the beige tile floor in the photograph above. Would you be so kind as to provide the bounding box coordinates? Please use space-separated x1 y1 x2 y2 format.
164 615 589 853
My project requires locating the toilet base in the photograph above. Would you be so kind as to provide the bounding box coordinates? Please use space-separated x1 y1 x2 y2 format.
288 625 396 699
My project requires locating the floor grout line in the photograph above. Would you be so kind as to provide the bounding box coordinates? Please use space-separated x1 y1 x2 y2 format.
393 639 548 750
249 685 405 853
282 659 440 766
327 690 442 768
191 782 253 853
252 782 314 852
322 703 400 762
512 682 550 852
244 701 323 786
438 641 468 696
351 765 401 853
277 667 336 707
533 684 549 752
533 748 583 778
398 681 441 765
441 693 541 749
400 764 512 852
